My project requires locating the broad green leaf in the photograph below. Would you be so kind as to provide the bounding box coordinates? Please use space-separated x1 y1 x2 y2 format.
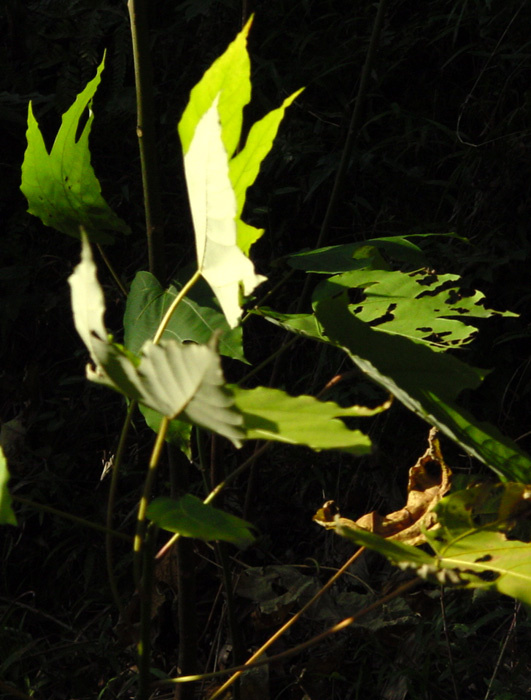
0 447 17 526
123 271 245 361
229 385 390 454
184 95 266 327
314 268 515 351
178 18 252 159
314 296 531 481
147 494 254 548
69 236 244 445
229 87 304 254
287 239 423 272
20 57 130 244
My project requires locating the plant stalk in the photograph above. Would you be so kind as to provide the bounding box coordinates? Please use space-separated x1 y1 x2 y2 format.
127 0 166 282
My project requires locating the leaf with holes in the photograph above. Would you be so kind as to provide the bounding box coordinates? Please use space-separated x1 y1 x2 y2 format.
313 268 516 351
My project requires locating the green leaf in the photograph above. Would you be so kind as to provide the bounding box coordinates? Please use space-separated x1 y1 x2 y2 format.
123 271 245 361
229 87 304 254
0 447 17 526
69 236 244 446
336 521 435 569
20 56 130 244
314 296 531 481
184 94 266 328
147 494 254 548
229 385 389 454
178 18 252 159
314 268 516 351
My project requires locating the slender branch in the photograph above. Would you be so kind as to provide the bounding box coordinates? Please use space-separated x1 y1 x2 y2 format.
152 577 420 688
210 546 367 699
127 0 165 282
134 416 169 583
13 496 132 543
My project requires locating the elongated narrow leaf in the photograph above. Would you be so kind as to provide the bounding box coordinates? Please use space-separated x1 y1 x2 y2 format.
147 494 254 548
313 268 515 351
123 271 245 361
20 57 130 243
69 236 244 445
0 447 17 526
229 88 303 254
184 95 266 327
229 385 390 454
314 296 531 481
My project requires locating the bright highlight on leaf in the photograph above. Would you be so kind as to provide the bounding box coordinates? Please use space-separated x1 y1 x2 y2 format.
20 56 130 244
184 96 266 328
0 447 17 526
230 385 390 454
68 235 244 446
335 481 531 606
178 17 302 327
147 494 255 549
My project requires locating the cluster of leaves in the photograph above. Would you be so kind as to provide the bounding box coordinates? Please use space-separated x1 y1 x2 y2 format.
2 1 531 699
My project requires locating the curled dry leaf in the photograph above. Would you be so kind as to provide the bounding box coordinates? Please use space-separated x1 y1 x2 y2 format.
313 427 451 545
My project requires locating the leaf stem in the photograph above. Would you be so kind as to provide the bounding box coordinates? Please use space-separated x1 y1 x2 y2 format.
152 269 202 345
134 415 169 583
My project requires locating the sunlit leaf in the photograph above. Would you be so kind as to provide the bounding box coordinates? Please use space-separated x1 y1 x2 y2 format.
147 494 254 548
20 57 130 244
314 296 531 481
178 18 253 159
69 236 244 445
0 447 17 526
229 87 304 253
229 385 390 454
184 95 266 328
313 268 516 350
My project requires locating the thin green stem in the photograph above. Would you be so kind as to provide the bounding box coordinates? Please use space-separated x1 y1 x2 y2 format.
137 523 157 700
152 270 202 345
96 244 128 297
13 496 132 543
127 0 165 282
154 442 271 560
134 415 169 584
105 400 137 617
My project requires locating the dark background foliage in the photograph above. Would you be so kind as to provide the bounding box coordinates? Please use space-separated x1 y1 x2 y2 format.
2 0 531 698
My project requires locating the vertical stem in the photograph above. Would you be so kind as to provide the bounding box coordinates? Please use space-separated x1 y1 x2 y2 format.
137 522 157 700
127 0 166 282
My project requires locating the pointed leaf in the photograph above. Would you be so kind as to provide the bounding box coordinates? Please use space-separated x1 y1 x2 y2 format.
229 385 391 454
178 18 253 158
147 494 254 548
0 447 17 526
229 88 303 253
315 296 531 481
20 57 130 243
123 271 245 361
184 95 266 327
